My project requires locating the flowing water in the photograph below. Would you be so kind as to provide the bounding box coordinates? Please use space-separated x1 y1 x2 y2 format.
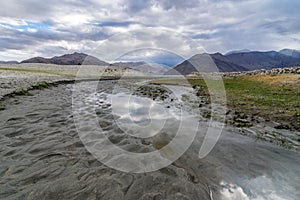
0 80 299 200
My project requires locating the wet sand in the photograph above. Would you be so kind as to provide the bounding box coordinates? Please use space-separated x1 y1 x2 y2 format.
0 80 299 199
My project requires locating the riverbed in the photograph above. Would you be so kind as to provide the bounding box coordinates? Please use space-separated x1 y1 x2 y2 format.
0 80 299 200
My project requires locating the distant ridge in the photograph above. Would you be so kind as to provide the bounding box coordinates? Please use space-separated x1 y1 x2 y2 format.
172 49 300 74
0 61 19 64
225 51 299 71
111 61 147 68
279 49 300 58
21 52 108 65
111 61 170 74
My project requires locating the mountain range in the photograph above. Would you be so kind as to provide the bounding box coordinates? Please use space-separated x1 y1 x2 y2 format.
1 49 300 74
0 61 19 64
20 52 108 66
173 50 300 74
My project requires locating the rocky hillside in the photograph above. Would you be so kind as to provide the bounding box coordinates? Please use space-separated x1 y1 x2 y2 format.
186 66 300 78
222 66 300 77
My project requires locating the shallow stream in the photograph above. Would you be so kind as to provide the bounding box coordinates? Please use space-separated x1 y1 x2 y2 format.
0 80 299 199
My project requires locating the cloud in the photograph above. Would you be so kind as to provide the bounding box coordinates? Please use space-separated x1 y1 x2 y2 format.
0 0 299 61
116 48 185 66
158 0 200 10
0 37 36 51
124 0 153 13
89 28 205 63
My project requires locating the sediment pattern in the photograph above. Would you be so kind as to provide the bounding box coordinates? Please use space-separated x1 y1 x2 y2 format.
0 81 299 199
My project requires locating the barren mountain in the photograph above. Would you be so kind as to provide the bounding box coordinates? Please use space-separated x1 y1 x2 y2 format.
226 51 300 71
173 50 300 75
21 52 108 65
171 53 248 74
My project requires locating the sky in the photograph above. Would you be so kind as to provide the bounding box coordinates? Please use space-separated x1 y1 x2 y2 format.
0 0 299 62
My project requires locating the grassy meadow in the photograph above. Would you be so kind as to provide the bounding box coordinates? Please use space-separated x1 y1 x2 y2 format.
152 74 300 131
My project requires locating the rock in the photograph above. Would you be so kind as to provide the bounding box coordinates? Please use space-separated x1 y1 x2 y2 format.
274 124 290 129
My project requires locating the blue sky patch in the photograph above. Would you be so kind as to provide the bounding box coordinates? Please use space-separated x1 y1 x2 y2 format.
0 21 51 31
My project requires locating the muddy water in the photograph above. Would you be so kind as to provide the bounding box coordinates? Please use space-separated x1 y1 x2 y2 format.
0 80 299 200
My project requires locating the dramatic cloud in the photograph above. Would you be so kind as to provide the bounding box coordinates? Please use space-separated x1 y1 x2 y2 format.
0 0 299 61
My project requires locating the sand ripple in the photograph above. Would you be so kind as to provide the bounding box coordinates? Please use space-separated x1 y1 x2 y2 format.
0 81 299 199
